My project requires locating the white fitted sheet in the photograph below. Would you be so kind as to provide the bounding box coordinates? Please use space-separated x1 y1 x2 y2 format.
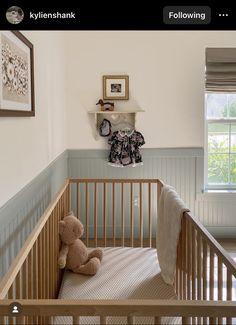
55 247 179 325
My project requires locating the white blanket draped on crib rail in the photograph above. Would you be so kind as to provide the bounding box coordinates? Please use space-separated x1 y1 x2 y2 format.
156 184 190 285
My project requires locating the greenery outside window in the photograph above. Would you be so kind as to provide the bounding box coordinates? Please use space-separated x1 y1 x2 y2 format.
206 93 236 189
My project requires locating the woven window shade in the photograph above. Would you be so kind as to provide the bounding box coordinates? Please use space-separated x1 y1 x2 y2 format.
206 48 236 92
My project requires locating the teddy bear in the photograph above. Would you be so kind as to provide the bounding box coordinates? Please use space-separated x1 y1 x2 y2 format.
58 212 103 275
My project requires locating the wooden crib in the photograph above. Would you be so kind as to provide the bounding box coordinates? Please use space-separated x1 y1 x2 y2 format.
0 178 236 325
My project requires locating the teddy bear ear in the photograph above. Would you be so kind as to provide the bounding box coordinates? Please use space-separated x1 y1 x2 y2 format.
59 220 66 234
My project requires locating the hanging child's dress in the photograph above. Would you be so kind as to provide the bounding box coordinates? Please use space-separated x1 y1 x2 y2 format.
108 130 145 167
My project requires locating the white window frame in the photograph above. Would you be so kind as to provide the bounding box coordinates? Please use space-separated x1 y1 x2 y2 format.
204 93 236 190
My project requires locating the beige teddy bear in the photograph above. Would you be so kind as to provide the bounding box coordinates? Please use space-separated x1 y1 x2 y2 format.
58 212 103 275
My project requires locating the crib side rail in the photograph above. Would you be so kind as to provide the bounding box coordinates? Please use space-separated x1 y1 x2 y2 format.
0 179 70 301
0 299 236 320
176 211 236 325
69 178 163 248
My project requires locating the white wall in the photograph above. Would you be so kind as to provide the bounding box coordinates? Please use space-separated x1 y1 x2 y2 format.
65 31 236 149
0 31 67 207
2 30 236 207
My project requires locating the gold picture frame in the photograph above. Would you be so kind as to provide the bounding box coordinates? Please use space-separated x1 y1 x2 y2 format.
103 75 129 100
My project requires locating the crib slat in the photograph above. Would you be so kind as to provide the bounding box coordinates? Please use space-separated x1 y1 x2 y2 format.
94 183 97 247
23 260 28 299
27 249 33 324
56 203 61 289
8 284 14 325
15 270 21 299
210 249 214 300
197 232 202 325
22 260 28 324
202 240 207 300
112 183 115 247
202 239 207 325
86 183 89 246
148 183 152 248
209 249 215 325
33 241 39 325
121 183 124 247
218 257 223 325
49 216 53 298
187 217 192 300
16 317 25 325
176 240 180 298
73 316 80 324
38 233 42 299
139 183 143 247
227 269 232 325
179 228 183 300
130 183 133 247
42 227 46 301
41 229 46 325
76 183 80 218
197 232 202 301
54 203 58 293
66 182 70 213
183 216 187 300
154 316 161 325
182 317 191 325
127 316 135 324
46 220 50 298
100 316 107 325
191 225 196 325
103 183 106 247
50 214 54 298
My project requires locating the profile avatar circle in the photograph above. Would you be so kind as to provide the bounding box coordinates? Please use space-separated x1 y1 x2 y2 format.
8 302 22 315
6 6 24 24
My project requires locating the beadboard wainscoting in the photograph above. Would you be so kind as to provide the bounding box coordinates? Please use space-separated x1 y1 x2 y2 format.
0 151 68 280
1 147 236 280
68 148 236 238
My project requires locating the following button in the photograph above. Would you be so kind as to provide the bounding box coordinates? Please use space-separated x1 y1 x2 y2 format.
163 6 211 24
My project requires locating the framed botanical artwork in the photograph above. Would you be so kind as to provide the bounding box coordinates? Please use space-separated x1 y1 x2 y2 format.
103 75 129 100
0 30 35 117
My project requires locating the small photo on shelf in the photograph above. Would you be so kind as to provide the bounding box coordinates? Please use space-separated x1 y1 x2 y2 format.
103 75 129 100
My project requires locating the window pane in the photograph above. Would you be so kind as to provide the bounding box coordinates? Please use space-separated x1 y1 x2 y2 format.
230 154 236 184
206 94 227 118
208 123 229 153
230 124 236 153
228 94 236 117
208 154 229 184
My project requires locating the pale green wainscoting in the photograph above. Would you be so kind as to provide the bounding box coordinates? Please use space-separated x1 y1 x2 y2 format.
0 151 68 280
68 148 236 239
1 148 236 280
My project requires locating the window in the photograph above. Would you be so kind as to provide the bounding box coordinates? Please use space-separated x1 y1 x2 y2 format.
205 93 236 189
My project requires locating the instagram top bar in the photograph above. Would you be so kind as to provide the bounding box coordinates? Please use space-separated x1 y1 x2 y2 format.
0 3 234 30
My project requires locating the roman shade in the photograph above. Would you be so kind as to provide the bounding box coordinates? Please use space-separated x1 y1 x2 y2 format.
206 48 236 92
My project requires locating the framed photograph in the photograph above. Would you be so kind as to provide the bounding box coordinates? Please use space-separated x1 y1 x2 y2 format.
0 31 35 117
103 75 129 100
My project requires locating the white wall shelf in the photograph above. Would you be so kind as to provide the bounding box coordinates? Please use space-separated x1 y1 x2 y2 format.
88 110 144 138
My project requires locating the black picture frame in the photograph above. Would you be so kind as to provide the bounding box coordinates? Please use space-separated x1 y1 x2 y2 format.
0 30 35 117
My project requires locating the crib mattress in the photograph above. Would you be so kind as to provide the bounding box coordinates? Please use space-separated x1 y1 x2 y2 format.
56 247 179 325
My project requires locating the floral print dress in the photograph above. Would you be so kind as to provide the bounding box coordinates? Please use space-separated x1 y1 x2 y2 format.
108 130 145 167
